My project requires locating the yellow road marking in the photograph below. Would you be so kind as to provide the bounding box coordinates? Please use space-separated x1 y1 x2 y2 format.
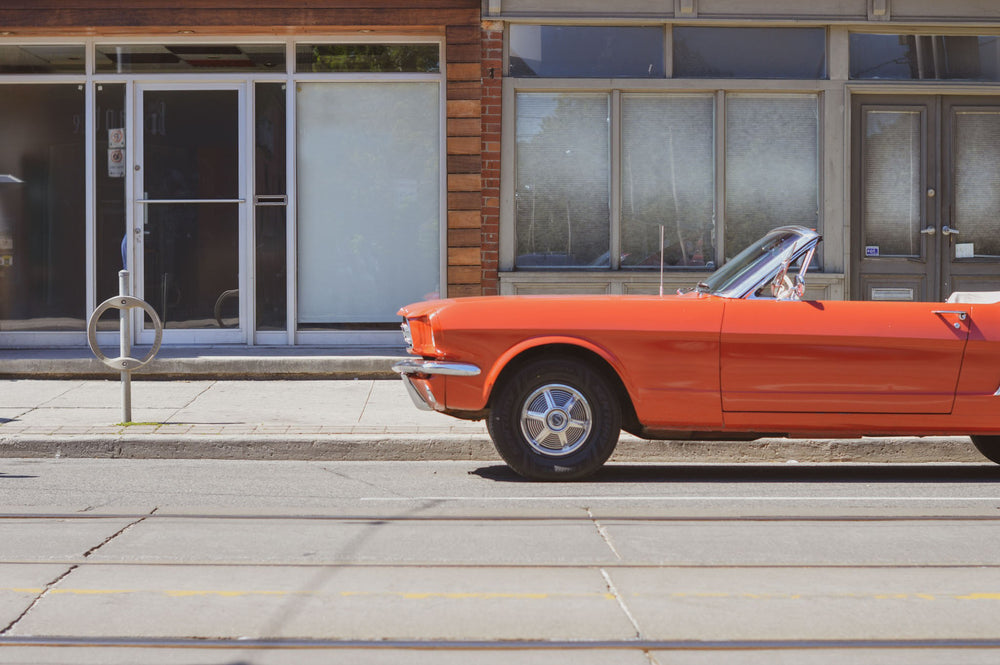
6 588 1000 601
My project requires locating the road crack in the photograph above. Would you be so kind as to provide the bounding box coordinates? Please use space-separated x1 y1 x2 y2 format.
1 507 159 635
83 507 158 558
587 508 622 560
601 568 642 640
0 565 78 636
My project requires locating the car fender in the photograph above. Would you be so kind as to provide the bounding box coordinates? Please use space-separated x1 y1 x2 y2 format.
480 335 635 406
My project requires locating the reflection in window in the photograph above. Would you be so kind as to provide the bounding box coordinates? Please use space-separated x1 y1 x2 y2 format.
850 34 1000 81
621 95 715 269
674 27 827 79
95 83 127 329
509 25 664 78
255 83 288 331
515 93 610 268
0 85 86 331
725 96 819 258
296 44 440 73
96 44 285 73
0 45 85 74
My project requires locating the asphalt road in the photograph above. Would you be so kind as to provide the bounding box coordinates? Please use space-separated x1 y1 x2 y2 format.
1 458 1000 664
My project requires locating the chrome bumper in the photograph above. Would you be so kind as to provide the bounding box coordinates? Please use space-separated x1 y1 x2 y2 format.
391 359 481 411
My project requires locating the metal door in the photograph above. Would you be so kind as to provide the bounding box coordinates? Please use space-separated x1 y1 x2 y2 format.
134 84 246 343
852 95 1000 301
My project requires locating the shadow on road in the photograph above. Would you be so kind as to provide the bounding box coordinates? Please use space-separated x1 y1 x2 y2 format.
471 463 1000 484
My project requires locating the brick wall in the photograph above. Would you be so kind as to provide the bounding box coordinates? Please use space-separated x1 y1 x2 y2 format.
480 21 503 296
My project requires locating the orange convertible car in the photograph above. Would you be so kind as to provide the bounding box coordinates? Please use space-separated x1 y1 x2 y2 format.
394 226 1000 480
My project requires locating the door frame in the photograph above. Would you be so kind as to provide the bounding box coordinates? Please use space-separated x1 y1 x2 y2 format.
850 92 1000 302
131 81 249 345
850 94 940 302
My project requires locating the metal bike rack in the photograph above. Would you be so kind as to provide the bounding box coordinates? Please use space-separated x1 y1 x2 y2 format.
86 270 163 423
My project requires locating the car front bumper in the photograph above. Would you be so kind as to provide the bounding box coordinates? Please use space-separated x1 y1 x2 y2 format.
392 359 481 411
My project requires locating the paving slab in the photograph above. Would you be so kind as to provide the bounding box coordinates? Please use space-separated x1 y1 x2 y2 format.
600 519 1000 566
85 516 618 566
0 647 652 665
0 518 137 562
9 564 637 641
2 380 87 408
609 566 1000 641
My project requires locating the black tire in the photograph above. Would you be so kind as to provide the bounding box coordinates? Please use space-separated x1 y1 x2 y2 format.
487 356 621 481
971 435 1000 464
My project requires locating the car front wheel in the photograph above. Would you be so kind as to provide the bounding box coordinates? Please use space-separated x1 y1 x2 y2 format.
971 435 1000 464
487 357 621 481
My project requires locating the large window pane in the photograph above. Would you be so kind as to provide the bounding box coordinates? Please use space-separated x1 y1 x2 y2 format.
674 27 827 79
515 93 610 268
0 84 86 331
725 96 819 258
850 34 1000 81
621 94 715 269
509 26 664 78
862 110 922 257
296 82 440 327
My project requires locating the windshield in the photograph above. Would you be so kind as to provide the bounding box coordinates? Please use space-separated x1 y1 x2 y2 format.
700 227 815 298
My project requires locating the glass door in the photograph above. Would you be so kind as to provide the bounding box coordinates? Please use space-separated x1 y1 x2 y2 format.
134 84 246 343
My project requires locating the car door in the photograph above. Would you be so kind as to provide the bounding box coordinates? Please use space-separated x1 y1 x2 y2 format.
720 299 970 413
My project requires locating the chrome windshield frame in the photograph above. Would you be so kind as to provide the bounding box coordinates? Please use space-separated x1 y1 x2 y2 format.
701 226 822 299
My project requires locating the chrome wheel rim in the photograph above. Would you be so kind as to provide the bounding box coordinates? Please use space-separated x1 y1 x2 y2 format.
519 383 593 457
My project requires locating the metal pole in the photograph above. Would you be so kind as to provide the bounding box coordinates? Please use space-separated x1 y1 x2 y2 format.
119 270 132 423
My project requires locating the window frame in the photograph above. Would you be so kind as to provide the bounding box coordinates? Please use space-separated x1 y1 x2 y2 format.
501 77 827 276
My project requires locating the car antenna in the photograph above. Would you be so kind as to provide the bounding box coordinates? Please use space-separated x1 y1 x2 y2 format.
659 224 665 297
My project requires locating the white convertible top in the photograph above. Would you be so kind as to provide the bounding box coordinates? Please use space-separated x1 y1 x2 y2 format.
946 291 1000 304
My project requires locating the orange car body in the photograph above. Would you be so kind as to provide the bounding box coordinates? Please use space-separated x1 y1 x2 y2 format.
398 293 1000 440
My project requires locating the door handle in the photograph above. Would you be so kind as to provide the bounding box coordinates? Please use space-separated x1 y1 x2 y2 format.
920 226 936 235
942 226 960 236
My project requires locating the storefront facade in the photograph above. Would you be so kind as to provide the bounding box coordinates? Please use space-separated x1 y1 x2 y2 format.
0 1 481 348
484 0 1000 302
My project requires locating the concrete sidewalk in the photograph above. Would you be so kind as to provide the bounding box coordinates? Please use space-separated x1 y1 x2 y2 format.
0 376 987 464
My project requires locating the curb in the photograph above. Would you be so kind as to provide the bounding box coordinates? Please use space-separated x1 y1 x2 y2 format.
0 434 985 464
0 355 403 380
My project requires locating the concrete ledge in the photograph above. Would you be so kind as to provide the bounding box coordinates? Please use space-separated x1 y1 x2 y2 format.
0 434 985 464
0 348 406 379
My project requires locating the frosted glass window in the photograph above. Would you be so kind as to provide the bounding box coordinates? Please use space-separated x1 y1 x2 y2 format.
515 93 610 268
954 111 1000 258
725 95 819 257
296 82 440 326
621 94 715 269
861 110 922 257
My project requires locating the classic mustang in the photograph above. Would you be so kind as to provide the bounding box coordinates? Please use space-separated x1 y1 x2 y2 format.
394 226 1000 480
